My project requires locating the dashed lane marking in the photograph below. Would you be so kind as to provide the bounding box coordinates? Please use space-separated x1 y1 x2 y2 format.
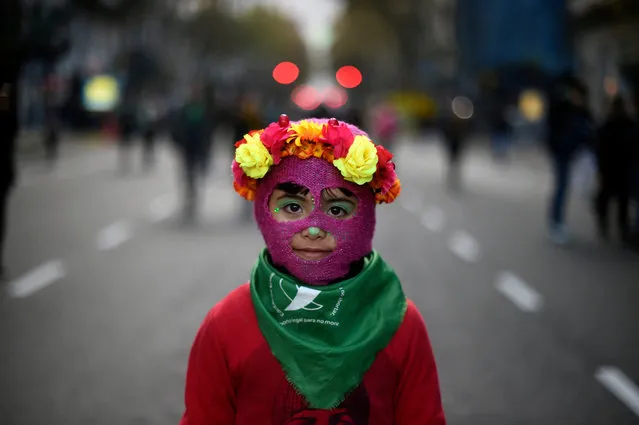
495 271 543 312
447 230 480 262
596 366 639 417
8 260 66 298
96 220 132 251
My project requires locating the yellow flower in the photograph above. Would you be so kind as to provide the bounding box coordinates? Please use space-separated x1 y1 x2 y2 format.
333 135 378 185
289 120 324 146
235 133 273 179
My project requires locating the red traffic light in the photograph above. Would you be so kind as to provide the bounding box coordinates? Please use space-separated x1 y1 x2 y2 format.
336 66 362 89
273 62 300 85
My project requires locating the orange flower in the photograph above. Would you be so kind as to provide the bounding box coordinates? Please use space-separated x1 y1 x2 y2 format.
376 179 401 204
311 143 326 158
322 150 335 163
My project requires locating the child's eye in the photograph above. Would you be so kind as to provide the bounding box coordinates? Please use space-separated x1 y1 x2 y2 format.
326 203 353 218
282 202 304 214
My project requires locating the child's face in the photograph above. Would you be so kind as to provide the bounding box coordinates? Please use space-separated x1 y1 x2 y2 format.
268 184 358 261
254 156 376 285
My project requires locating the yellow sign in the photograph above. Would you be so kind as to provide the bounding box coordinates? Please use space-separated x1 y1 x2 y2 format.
83 75 120 112
519 89 544 122
389 91 437 118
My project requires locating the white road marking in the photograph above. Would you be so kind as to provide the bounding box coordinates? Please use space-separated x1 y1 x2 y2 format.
596 366 639 417
8 260 66 298
495 271 543 312
421 207 445 232
149 195 176 222
96 220 132 251
447 230 480 262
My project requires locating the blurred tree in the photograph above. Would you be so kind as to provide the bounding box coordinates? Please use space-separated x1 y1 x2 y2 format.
184 4 307 96
237 6 308 80
69 0 149 20
331 7 400 91
185 3 246 57
338 0 425 89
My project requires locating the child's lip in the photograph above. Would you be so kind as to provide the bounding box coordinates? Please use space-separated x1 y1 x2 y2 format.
292 248 333 260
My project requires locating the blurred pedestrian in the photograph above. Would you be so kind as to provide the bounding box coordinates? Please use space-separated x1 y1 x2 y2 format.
440 111 471 193
170 88 214 223
117 101 138 175
42 76 61 167
594 97 636 245
490 103 512 161
545 79 595 245
345 107 364 129
232 93 265 222
629 95 639 244
0 0 23 281
179 115 445 423
373 103 399 153
140 99 160 172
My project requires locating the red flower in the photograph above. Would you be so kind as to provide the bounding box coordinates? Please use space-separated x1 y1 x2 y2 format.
234 138 247 148
376 145 393 169
321 123 354 159
261 122 293 164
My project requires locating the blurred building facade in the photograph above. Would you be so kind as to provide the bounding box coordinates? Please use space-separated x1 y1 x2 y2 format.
456 0 572 87
420 0 458 95
19 0 206 129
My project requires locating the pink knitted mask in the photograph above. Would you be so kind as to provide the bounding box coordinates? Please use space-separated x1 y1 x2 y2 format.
254 156 376 286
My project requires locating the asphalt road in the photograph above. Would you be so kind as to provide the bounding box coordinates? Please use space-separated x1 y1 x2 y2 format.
1 136 638 425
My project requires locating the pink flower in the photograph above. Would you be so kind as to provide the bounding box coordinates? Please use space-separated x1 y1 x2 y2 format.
261 123 293 164
321 123 354 159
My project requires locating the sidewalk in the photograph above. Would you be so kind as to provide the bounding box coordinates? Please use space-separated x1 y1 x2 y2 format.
17 130 113 160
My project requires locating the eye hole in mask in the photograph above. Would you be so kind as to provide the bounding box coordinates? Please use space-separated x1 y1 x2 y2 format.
269 182 358 222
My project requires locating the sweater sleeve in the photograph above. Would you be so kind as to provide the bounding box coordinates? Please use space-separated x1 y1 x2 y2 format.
394 302 446 425
180 309 236 425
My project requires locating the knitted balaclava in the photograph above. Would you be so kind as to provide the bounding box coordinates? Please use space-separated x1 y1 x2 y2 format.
254 155 376 285
232 116 401 286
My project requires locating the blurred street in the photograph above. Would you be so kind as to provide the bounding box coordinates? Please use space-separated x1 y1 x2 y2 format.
1 136 639 425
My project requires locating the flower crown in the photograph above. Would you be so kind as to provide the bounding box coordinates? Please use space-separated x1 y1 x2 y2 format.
231 115 401 204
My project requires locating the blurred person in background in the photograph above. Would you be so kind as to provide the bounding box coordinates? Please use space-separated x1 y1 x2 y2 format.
372 102 399 153
42 75 62 167
440 106 472 193
545 78 595 245
310 104 330 119
232 92 265 222
631 94 639 244
595 96 636 246
489 103 512 161
170 87 214 223
139 97 160 172
345 107 364 130
117 99 138 175
0 0 22 281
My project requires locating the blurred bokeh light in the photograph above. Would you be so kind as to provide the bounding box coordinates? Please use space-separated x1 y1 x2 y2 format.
272 62 300 85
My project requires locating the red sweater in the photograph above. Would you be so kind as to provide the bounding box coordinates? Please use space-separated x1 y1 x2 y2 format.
180 284 445 425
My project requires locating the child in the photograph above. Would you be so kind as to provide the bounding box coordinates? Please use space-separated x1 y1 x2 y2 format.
179 115 446 424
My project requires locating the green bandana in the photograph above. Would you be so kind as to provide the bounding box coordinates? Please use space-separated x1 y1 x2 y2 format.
250 249 407 409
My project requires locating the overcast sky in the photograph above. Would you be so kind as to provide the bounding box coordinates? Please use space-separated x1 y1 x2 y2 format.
234 0 344 49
